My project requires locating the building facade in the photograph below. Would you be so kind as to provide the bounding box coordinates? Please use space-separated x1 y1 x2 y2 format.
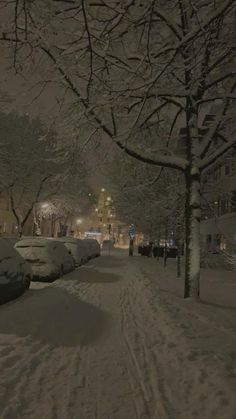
201 148 236 252
177 110 236 254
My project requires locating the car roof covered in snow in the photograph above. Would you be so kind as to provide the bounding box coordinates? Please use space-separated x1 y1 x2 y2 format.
55 237 80 244
15 238 58 248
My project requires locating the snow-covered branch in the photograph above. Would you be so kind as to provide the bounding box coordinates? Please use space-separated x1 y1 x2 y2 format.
200 134 236 172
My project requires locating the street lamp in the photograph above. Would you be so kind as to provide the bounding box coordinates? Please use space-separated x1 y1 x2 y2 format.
41 202 49 209
76 219 83 239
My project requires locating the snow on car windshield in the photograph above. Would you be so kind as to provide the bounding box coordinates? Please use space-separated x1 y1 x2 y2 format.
17 247 48 262
59 239 78 248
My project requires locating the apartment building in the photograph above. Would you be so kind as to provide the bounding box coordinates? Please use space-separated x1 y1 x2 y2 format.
201 147 236 251
177 109 236 252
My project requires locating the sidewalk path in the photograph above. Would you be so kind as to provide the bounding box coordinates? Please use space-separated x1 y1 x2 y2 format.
0 250 235 419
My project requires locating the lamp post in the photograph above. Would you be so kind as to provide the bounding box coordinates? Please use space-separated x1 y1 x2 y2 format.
76 218 82 238
34 202 49 236
128 224 135 256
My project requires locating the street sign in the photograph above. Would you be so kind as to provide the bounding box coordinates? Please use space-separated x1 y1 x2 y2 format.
128 225 135 238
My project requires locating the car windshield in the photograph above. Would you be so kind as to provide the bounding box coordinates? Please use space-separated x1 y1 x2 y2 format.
17 246 48 262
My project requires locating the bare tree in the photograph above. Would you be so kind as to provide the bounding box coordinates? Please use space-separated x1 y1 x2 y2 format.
0 111 67 236
37 171 94 237
9 175 52 237
1 0 236 298
108 157 185 274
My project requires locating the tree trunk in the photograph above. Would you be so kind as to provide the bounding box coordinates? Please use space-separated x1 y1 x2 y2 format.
163 244 168 267
176 238 181 277
17 222 23 238
51 214 55 237
184 168 201 299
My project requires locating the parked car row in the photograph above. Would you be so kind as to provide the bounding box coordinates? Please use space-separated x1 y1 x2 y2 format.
0 236 100 304
138 242 180 258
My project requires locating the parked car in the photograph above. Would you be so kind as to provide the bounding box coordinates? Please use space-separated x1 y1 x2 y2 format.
83 239 100 258
14 238 75 282
0 238 32 304
138 242 151 256
80 239 93 260
55 237 88 266
153 245 178 258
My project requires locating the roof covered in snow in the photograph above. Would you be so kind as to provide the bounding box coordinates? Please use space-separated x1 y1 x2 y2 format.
15 238 57 248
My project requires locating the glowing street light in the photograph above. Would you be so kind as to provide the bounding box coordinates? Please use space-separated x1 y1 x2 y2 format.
41 202 49 209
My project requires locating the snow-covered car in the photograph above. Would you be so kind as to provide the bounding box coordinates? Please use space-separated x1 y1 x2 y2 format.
83 239 100 258
55 237 89 267
14 238 75 282
0 238 32 304
79 239 93 260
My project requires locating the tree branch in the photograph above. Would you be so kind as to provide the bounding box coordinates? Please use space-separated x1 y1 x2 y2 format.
200 134 236 171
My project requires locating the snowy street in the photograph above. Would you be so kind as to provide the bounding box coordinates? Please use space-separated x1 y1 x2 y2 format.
0 249 235 419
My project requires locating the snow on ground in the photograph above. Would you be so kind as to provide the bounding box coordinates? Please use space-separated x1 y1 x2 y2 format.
0 249 235 419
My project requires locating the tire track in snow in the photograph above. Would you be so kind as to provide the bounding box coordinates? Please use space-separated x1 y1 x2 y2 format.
119 274 177 419
124 273 206 416
0 340 56 418
0 278 100 419
119 285 148 419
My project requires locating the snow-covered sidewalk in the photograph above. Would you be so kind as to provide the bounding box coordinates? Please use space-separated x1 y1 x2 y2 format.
0 250 235 419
